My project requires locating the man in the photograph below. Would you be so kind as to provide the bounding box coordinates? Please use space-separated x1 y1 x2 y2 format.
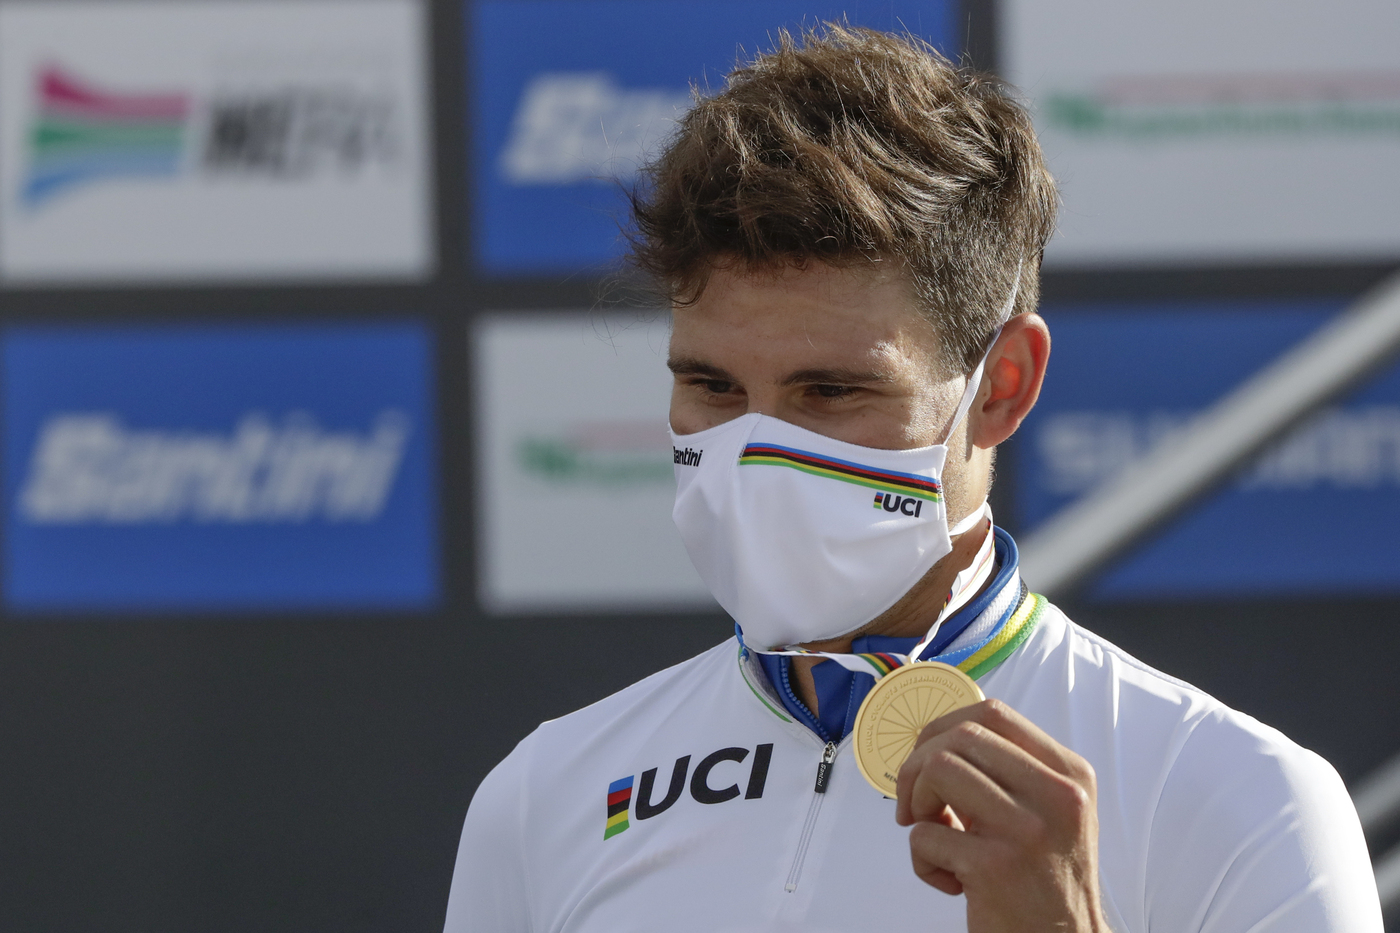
445 26 1381 932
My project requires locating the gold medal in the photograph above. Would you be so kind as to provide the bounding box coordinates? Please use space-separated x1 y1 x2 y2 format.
851 661 984 797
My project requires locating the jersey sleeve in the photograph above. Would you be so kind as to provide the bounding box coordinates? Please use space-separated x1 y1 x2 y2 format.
442 738 534 933
1143 709 1382 932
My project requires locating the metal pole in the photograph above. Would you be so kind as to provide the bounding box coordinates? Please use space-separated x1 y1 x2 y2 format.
1375 844 1400 914
1018 271 1400 598
1354 751 1400 841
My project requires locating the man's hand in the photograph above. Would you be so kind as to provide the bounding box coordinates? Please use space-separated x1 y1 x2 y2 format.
894 699 1109 932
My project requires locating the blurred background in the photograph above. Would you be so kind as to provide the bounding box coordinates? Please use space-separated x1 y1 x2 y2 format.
0 0 1398 929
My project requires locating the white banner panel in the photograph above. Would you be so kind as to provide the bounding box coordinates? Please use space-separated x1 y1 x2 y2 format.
474 312 715 613
0 0 432 283
1003 0 1400 267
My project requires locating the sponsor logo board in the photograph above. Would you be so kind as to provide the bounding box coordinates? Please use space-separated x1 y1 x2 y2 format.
2 322 439 611
472 0 957 274
1003 0 1400 265
0 0 432 283
474 312 713 611
1015 301 1400 597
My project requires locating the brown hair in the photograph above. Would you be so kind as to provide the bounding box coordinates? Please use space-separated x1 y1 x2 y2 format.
627 24 1057 375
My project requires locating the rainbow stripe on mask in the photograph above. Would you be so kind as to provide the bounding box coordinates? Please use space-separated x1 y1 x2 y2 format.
739 443 942 501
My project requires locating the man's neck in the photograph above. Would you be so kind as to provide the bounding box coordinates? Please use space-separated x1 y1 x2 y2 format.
786 519 993 717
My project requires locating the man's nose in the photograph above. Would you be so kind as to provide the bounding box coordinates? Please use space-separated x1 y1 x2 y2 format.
743 388 783 418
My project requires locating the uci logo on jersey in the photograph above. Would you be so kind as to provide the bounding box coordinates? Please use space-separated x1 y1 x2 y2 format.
873 491 923 517
604 742 773 839
673 446 702 466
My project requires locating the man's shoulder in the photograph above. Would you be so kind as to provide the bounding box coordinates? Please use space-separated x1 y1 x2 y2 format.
482 638 743 782
991 600 1209 719
998 600 1328 783
1002 601 1375 929
1009 600 1351 824
541 637 739 732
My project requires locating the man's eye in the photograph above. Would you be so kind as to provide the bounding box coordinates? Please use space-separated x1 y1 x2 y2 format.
812 384 856 399
697 380 734 395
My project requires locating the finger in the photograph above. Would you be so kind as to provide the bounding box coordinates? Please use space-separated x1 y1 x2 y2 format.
914 698 1088 781
896 698 1058 825
909 819 985 894
896 715 1019 825
893 749 949 826
895 779 963 831
893 759 934 826
933 718 1087 819
897 743 1019 831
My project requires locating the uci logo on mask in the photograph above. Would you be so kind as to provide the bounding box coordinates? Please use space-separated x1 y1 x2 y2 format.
873 490 924 517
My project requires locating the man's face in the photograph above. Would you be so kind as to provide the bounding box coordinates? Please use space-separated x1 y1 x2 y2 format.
667 261 966 452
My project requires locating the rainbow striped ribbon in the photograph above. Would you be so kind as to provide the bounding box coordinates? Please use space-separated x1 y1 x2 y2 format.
944 588 1044 682
816 586 1042 682
741 585 1044 684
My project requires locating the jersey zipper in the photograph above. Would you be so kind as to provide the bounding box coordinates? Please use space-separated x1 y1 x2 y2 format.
784 741 837 893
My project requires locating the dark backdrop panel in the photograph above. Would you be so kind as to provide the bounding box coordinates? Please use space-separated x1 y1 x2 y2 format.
0 613 733 932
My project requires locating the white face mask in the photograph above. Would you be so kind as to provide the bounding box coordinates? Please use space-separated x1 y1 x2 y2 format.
670 336 999 650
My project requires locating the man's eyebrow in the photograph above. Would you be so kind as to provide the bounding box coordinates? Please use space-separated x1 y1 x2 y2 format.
667 357 736 380
780 367 893 387
667 359 893 386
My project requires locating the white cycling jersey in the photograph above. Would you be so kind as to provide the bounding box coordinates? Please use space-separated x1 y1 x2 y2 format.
444 596 1381 933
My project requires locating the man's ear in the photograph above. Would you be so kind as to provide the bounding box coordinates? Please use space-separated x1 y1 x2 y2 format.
969 312 1050 450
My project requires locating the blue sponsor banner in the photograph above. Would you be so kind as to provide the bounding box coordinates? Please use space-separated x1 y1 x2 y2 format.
1015 300 1400 598
472 0 957 274
2 322 439 612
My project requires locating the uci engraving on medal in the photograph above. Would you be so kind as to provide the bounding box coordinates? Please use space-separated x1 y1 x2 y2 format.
852 661 984 798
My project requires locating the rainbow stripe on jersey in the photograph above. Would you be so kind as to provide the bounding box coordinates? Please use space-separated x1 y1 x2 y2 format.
738 443 942 502
604 776 633 839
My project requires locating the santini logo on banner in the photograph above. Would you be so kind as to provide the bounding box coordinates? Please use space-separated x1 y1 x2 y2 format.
472 0 955 273
1037 407 1400 496
19 411 409 524
1015 302 1400 598
499 72 689 185
2 322 439 612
